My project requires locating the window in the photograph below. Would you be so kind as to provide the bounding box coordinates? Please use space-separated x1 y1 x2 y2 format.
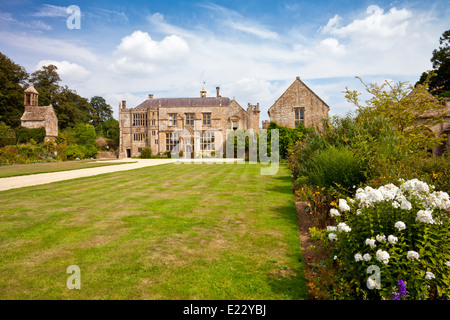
169 114 177 126
185 113 194 126
232 121 238 130
201 132 215 151
133 113 148 126
151 119 156 126
202 113 211 126
152 130 156 136
295 108 304 127
166 133 180 152
133 133 147 141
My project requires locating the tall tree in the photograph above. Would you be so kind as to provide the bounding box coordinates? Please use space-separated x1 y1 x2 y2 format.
54 86 94 129
0 52 29 127
90 96 113 128
29 64 61 106
417 29 450 97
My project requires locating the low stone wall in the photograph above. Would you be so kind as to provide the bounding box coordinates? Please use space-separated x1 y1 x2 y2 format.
96 151 118 159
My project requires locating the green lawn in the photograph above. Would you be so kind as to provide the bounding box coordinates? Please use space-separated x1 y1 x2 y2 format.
0 162 306 299
0 159 133 178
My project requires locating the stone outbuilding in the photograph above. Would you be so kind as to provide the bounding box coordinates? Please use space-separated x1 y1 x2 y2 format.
266 76 330 130
20 85 58 140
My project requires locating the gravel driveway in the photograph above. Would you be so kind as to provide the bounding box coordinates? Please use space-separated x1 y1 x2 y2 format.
0 159 175 192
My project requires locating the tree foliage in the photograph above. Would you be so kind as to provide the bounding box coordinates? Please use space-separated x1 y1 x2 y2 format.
0 52 29 127
344 77 447 155
417 29 450 97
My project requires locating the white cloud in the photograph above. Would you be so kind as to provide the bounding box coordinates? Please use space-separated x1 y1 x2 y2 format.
109 31 189 75
323 6 413 41
32 4 68 18
35 60 91 82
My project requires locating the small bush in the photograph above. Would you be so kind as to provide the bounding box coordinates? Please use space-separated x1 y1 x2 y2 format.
64 144 84 160
140 147 152 159
307 146 366 193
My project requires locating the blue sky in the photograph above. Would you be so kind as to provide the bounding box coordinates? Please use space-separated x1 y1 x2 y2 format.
1 0 449 121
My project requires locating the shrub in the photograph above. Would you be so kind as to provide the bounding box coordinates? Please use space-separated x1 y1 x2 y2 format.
64 144 84 160
15 127 46 144
326 179 450 300
306 146 366 193
140 147 152 159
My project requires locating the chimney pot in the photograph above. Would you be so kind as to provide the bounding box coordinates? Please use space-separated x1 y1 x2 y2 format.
148 94 154 99
216 87 220 98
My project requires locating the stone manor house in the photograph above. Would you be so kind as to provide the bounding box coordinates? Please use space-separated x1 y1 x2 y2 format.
118 77 330 158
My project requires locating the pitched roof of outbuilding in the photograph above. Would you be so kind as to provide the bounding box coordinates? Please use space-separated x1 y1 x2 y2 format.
20 105 56 121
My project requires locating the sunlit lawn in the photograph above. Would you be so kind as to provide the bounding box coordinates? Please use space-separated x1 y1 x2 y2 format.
0 162 306 299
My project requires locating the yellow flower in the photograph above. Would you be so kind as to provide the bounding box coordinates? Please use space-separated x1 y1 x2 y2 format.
433 173 438 179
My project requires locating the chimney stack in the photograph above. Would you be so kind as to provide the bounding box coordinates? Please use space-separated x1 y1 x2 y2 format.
216 87 221 98
122 100 126 109
148 94 154 99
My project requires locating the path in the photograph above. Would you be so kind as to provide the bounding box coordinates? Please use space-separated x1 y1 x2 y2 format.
0 158 244 192
0 159 174 192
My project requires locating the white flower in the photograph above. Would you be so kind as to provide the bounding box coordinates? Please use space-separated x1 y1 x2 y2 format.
365 238 377 248
334 255 337 260
407 251 420 261
426 191 450 210
445 261 450 267
326 226 337 232
355 253 363 262
392 201 400 209
330 208 340 217
400 199 412 210
338 199 351 212
416 210 435 224
356 209 362 215
376 250 390 264
388 235 398 245
425 272 435 280
394 221 406 231
328 233 338 241
376 234 386 243
337 222 351 233
363 253 372 262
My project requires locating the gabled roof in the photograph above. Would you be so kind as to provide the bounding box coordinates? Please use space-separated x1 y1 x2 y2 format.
268 76 330 113
134 97 231 109
24 85 39 94
20 105 56 121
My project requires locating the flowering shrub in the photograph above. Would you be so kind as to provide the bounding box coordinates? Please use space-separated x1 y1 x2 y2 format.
326 179 450 299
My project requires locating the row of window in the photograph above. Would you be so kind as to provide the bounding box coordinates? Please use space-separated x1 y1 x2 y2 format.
168 113 211 126
132 113 213 127
132 113 148 127
165 132 215 152
133 133 147 141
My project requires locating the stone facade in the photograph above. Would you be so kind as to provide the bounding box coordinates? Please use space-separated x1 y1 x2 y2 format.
20 85 58 140
268 76 329 130
119 87 260 158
